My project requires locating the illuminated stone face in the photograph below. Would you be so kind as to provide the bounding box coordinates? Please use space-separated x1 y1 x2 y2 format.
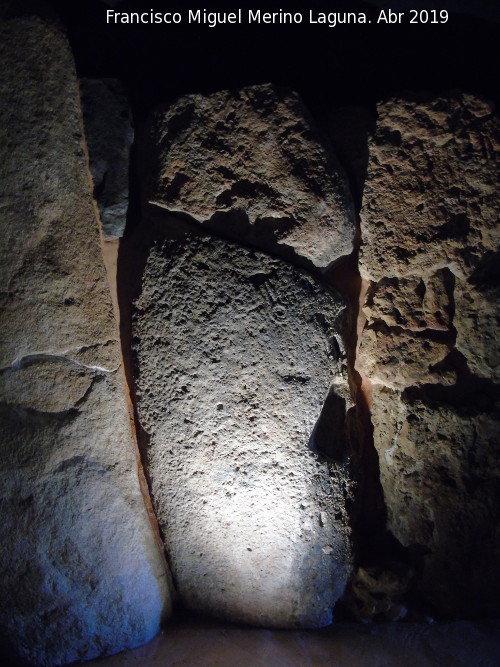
133 234 353 628
0 12 171 666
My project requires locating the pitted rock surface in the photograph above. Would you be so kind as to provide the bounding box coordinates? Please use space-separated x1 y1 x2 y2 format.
145 84 355 268
359 92 500 615
360 92 499 382
360 327 452 391
360 93 499 286
0 11 170 666
132 234 353 628
370 386 500 616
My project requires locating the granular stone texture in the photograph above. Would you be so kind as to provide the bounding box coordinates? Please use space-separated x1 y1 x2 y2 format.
359 92 500 615
0 10 171 665
80 78 133 238
360 327 452 391
132 234 353 629
363 272 454 332
145 84 355 268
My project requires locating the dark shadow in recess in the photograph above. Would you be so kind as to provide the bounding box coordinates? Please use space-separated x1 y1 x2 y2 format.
405 349 500 415
469 248 500 293
308 390 348 463
46 0 500 124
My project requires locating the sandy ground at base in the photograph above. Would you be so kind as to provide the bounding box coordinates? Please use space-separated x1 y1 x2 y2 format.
84 615 500 667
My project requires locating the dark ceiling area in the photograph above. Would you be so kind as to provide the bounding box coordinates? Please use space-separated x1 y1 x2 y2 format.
47 0 499 120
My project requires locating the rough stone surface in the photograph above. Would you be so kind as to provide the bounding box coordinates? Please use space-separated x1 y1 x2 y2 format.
132 233 353 629
363 271 454 332
145 84 355 268
0 11 171 666
359 92 500 615
360 327 453 390
80 78 133 238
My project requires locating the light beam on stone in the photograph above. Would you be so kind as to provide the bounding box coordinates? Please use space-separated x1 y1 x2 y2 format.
132 233 353 628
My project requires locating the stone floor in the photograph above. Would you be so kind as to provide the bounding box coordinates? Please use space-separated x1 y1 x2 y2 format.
85 615 500 666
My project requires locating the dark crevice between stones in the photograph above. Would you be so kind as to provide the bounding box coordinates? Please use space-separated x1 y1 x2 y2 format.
76 77 172 597
325 247 405 573
147 202 322 276
319 106 376 214
320 113 416 618
115 156 180 604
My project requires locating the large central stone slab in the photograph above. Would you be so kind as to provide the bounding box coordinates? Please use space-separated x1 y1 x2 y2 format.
132 234 353 628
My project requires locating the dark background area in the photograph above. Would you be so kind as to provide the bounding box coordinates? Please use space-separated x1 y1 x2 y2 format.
46 0 500 120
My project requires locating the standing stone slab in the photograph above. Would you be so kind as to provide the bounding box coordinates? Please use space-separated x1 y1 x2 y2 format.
145 84 355 269
359 93 500 615
369 386 500 616
0 10 171 665
132 234 353 628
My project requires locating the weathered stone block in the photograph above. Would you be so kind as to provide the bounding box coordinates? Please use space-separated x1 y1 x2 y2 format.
360 93 498 287
80 78 133 239
359 92 500 615
359 327 452 390
132 234 353 628
145 84 355 268
371 386 500 616
363 270 453 332
0 10 171 665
